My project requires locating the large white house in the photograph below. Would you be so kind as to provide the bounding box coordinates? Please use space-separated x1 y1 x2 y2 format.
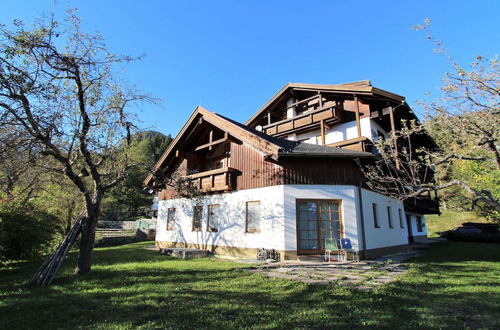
144 81 437 260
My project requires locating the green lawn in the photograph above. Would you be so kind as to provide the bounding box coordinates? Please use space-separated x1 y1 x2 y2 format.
426 211 489 237
1 242 499 329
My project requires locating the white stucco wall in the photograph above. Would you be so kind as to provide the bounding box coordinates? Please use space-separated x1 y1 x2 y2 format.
360 188 408 249
156 185 287 251
295 118 388 145
157 184 427 256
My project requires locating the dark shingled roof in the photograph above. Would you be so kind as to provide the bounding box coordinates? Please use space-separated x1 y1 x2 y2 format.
214 113 374 159
278 142 374 158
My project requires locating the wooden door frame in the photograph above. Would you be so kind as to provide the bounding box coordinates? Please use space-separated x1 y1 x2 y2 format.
295 199 343 255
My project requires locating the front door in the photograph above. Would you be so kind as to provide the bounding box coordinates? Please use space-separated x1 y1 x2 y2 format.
406 214 414 243
297 200 342 254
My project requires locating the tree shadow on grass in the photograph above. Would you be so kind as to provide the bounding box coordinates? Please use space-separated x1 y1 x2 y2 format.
0 241 499 329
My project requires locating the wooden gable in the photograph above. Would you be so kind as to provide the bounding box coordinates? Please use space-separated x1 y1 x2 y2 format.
144 106 283 190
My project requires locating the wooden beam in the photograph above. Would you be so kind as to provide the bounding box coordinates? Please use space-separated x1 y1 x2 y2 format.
354 95 362 138
320 120 326 145
370 107 393 118
267 112 271 126
208 130 213 151
327 136 368 148
195 133 230 151
318 91 323 108
388 106 400 169
286 94 319 109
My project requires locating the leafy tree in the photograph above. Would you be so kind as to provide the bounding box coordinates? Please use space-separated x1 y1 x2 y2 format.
0 199 63 262
102 131 172 219
0 12 154 274
0 127 45 201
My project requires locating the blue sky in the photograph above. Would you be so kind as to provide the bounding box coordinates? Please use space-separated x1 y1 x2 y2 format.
1 1 499 137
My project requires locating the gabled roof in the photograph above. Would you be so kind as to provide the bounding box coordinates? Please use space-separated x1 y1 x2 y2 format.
144 106 286 187
144 105 375 187
217 113 373 158
246 80 405 126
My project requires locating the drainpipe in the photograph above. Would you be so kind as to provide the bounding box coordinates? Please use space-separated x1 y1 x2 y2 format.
357 184 367 260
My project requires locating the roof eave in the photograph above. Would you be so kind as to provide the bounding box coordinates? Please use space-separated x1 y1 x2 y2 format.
277 152 375 159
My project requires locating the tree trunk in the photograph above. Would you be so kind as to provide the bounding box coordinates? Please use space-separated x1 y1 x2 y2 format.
75 191 103 274
75 215 97 274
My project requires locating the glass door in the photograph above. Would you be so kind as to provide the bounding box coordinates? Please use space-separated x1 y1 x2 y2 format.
297 200 342 254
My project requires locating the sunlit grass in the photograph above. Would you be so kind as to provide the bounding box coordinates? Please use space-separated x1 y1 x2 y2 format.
0 241 499 329
426 211 487 237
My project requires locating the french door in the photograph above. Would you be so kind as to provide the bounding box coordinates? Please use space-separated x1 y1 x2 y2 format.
296 200 342 254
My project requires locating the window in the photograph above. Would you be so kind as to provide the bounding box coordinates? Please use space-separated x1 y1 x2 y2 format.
166 208 175 231
416 216 424 232
207 204 221 232
192 205 203 231
398 209 404 228
297 200 342 251
246 201 261 233
387 206 393 228
372 203 380 228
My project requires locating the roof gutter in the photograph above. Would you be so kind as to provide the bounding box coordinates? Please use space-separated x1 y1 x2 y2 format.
277 152 375 159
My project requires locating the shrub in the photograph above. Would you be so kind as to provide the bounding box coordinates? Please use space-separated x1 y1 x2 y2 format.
441 231 500 243
0 200 63 262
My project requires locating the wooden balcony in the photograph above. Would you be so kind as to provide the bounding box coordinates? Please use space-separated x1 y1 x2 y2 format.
263 104 341 137
184 167 240 193
404 197 440 215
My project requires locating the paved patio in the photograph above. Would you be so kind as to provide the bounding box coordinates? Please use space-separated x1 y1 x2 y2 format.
248 243 436 290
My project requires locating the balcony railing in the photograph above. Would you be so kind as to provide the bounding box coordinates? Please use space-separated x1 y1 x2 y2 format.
184 167 239 193
263 104 341 136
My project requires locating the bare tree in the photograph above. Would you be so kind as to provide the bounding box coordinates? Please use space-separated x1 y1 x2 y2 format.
359 119 500 213
359 21 499 216
0 12 154 274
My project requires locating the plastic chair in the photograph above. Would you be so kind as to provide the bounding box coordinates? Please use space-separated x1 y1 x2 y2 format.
324 238 342 262
340 238 359 262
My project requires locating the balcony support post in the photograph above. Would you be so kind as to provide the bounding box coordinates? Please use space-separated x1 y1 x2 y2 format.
354 95 362 138
208 130 213 151
320 119 326 145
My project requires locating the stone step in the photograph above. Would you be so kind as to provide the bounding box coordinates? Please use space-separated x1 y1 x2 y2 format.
160 248 210 260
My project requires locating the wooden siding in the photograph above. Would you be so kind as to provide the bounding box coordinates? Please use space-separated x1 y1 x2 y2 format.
280 158 364 186
230 142 283 190
231 141 365 188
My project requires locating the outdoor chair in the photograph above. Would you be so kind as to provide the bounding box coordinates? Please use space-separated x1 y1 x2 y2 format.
340 238 360 262
324 238 342 262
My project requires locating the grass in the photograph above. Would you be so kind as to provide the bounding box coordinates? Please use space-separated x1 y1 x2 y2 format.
426 211 489 237
0 242 499 329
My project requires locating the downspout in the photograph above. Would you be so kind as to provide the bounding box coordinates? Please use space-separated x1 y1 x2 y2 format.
357 183 367 260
